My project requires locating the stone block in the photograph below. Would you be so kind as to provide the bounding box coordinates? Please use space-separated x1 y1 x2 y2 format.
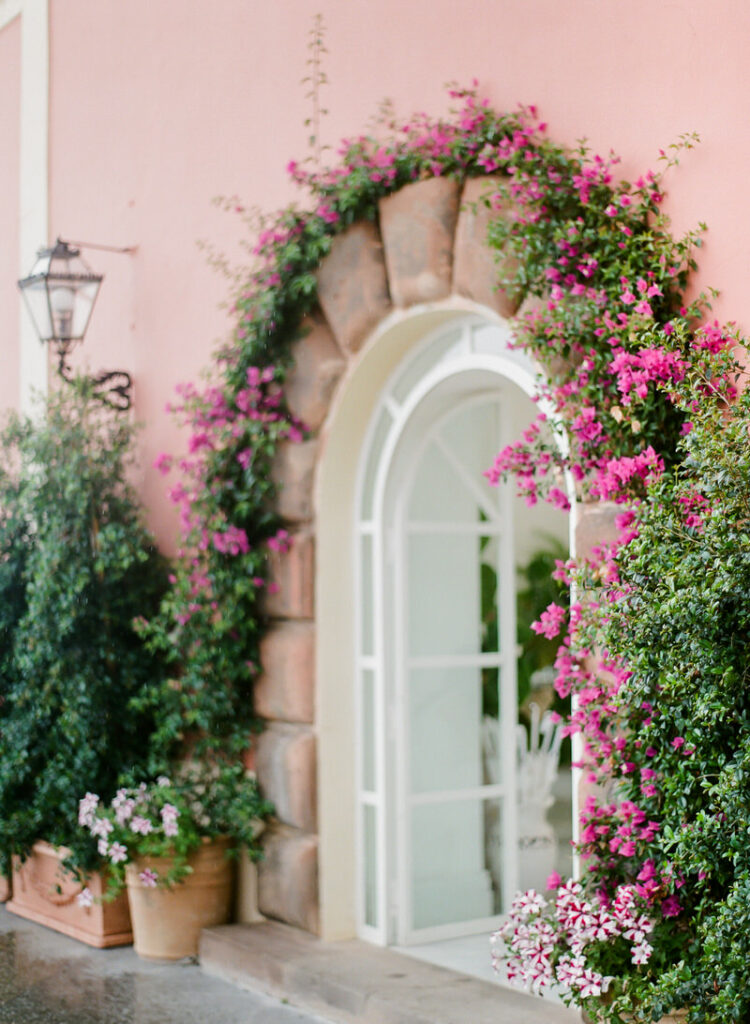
265 529 314 619
255 621 315 724
256 723 317 833
316 222 391 355
234 847 264 925
257 826 320 935
378 177 459 307
453 176 519 317
575 500 621 562
271 440 318 523
285 313 346 432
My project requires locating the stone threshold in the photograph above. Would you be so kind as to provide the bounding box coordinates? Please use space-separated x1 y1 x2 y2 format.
200 921 580 1024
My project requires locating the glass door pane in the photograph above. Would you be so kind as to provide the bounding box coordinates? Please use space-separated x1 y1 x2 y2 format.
401 397 512 941
410 797 503 930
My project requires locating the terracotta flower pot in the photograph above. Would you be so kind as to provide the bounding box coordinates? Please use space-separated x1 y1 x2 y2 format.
125 836 233 960
6 840 132 948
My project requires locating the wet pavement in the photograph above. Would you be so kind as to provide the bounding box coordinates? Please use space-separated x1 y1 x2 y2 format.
0 906 332 1023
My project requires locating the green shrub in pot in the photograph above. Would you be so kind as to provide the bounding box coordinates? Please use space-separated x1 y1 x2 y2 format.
0 380 169 876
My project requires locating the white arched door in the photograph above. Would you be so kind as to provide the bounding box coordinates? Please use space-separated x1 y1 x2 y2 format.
355 316 566 946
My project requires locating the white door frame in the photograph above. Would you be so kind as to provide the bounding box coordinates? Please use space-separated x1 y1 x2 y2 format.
354 314 557 945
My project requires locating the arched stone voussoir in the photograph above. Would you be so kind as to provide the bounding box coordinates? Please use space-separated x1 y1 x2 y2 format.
264 528 315 620
271 439 318 524
285 312 346 434
315 221 392 356
453 176 520 318
379 176 460 307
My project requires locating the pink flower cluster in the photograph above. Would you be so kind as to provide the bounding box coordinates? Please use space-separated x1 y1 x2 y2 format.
493 880 655 996
593 448 664 502
609 347 687 403
78 785 181 871
153 362 307 629
677 489 710 531
531 602 567 639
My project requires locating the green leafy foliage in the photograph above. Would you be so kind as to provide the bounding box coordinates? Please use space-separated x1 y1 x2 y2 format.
568 353 750 1021
0 381 169 873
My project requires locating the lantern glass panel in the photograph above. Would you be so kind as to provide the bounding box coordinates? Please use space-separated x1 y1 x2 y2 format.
70 279 100 340
19 277 54 341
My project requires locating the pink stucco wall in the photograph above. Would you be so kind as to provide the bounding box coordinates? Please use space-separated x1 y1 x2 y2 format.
38 0 750 546
0 15 20 414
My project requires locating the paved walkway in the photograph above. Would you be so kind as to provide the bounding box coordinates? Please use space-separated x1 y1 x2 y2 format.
0 907 332 1023
201 921 579 1024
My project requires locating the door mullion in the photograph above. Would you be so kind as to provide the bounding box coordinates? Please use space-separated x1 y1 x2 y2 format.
498 395 519 909
392 491 410 945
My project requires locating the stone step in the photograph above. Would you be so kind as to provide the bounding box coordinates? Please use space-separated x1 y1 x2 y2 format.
200 921 580 1024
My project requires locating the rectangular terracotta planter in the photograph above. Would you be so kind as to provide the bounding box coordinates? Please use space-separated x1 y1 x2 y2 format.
0 873 10 902
6 840 132 948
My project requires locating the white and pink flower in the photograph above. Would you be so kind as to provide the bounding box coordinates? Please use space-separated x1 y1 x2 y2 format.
130 815 153 836
109 842 128 865
78 793 99 828
90 816 113 839
76 887 94 908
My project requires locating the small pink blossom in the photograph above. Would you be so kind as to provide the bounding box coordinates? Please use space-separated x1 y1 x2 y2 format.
77 887 94 908
661 895 682 918
267 529 291 553
115 799 135 825
109 842 128 864
90 817 113 839
532 603 567 640
139 868 158 888
153 453 173 475
78 793 99 828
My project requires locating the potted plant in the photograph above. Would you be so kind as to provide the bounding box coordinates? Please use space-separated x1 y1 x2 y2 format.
0 380 169 945
77 760 271 960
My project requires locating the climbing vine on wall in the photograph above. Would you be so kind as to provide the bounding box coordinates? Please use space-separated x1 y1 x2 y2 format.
143 85 743 784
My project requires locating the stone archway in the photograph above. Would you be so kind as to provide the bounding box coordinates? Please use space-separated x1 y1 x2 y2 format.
251 174 616 941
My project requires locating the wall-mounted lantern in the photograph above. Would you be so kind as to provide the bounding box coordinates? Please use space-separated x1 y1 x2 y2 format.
18 238 133 410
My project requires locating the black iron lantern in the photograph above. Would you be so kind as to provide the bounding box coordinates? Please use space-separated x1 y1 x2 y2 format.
18 238 132 410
